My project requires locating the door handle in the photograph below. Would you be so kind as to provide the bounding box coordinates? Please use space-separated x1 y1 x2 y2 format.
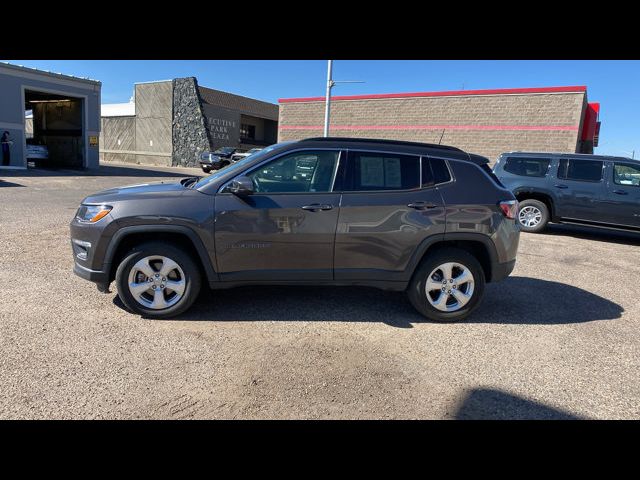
301 204 333 211
612 190 628 195
554 184 568 189
407 202 437 210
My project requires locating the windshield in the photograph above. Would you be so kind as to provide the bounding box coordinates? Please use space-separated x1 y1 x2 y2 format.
194 142 294 189
215 147 235 154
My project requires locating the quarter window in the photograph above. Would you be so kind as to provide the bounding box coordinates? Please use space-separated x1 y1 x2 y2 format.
345 152 420 191
247 150 340 193
503 157 551 177
558 158 603 182
613 163 640 187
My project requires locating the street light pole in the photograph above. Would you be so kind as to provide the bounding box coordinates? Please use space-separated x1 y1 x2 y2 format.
323 60 334 137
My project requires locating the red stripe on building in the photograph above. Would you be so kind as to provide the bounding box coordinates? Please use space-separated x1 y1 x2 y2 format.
280 125 580 132
278 86 587 104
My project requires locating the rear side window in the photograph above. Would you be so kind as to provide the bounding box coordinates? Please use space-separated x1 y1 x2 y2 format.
345 151 420 191
421 157 451 187
503 157 551 177
558 158 603 182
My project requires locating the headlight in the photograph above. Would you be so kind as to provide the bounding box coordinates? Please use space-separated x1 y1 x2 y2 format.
76 204 112 223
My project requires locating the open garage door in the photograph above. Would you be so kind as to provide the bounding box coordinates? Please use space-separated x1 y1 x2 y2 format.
25 89 85 169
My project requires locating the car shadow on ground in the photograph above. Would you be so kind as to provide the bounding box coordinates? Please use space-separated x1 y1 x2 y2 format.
454 388 582 420
542 223 640 246
1 164 198 178
113 275 623 328
0 179 25 187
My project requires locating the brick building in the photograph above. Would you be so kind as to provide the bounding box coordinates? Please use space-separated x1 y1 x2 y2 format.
278 86 601 163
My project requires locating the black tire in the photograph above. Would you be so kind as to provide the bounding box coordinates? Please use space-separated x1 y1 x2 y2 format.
517 199 549 233
202 166 212 173
220 161 230 169
115 241 202 319
407 247 486 323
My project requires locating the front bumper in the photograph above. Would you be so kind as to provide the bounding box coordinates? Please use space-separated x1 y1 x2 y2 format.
73 261 111 292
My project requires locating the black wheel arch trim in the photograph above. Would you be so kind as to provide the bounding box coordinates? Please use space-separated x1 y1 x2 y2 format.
405 232 500 283
103 225 217 283
512 188 556 217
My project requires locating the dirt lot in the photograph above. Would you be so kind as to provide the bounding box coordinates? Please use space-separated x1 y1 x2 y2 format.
1 163 638 419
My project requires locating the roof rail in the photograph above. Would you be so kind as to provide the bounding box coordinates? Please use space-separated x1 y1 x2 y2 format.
299 137 464 152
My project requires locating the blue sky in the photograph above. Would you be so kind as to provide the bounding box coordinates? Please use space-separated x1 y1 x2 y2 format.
5 60 639 157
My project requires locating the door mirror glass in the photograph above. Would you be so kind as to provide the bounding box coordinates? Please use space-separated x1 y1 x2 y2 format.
228 176 255 196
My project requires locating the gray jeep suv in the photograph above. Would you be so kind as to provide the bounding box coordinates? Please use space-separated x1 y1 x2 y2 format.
70 138 520 322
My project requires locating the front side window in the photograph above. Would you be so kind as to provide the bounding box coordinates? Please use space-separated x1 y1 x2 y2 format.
345 152 420 191
503 157 551 177
558 158 603 182
613 163 640 187
247 150 340 193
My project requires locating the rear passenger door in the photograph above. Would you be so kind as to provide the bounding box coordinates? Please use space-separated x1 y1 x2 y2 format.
554 158 607 222
333 150 447 281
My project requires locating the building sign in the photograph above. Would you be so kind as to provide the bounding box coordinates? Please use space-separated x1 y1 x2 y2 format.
209 117 237 142
203 105 240 148
89 135 98 147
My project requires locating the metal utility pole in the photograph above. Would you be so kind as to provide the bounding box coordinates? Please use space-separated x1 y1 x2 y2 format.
323 60 364 137
323 60 334 137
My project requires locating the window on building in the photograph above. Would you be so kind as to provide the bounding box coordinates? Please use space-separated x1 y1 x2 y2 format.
503 157 551 177
558 158 603 182
240 124 256 140
345 152 420 191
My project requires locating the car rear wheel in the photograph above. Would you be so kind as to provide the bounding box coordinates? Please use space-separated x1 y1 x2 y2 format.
407 248 485 322
202 166 212 173
517 199 549 233
115 242 201 318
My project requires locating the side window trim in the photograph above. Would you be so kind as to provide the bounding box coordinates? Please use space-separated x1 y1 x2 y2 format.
218 148 344 195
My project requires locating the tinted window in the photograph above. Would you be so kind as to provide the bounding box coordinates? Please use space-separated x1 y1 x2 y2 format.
345 152 420 191
247 150 340 193
558 158 603 182
421 157 451 187
613 163 640 187
503 157 550 177
431 158 452 184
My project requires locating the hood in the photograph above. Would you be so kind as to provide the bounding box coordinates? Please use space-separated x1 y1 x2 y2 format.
82 180 188 204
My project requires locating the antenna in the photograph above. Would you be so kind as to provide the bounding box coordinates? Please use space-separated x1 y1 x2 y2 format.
438 129 445 145
323 60 365 137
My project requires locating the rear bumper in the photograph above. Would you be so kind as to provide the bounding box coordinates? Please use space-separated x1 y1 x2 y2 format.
491 259 516 283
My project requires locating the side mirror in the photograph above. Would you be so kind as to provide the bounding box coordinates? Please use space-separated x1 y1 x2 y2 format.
228 176 254 196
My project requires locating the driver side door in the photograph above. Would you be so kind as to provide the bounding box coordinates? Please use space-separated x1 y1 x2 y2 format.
214 149 343 281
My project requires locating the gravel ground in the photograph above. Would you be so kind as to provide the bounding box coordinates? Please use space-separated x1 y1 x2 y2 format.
1 163 638 419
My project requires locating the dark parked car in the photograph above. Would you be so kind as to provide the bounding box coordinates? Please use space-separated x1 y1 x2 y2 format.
70 137 520 322
199 146 237 173
493 152 640 233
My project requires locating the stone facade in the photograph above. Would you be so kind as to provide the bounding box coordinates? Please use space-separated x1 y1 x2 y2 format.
172 77 211 167
278 87 593 163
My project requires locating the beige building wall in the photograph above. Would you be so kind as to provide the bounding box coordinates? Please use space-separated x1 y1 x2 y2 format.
278 89 587 163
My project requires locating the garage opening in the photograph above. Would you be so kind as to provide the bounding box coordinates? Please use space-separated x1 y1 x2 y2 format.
25 89 84 168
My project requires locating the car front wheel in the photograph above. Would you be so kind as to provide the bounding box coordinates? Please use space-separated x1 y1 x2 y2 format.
202 166 211 173
407 248 485 322
115 242 201 318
